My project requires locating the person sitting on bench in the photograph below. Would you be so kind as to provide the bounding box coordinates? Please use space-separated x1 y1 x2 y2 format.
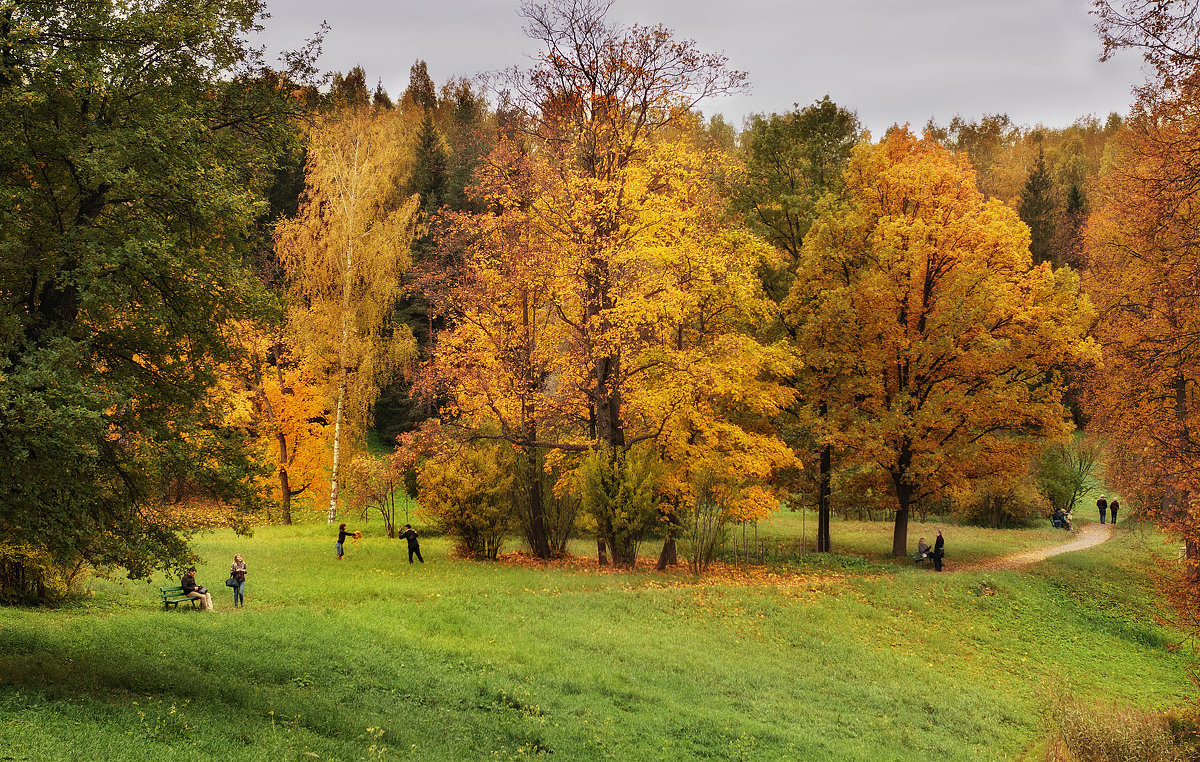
181 566 213 611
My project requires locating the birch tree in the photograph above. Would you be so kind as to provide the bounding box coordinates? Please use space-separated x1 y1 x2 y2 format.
276 106 420 523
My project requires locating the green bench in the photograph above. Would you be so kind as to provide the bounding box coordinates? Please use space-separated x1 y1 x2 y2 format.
160 585 200 611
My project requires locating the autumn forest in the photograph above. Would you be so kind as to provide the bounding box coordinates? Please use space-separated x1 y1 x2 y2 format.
1 0 1198 593
8 0 1200 757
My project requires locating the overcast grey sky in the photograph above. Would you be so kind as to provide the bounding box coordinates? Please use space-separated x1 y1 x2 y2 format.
256 0 1147 136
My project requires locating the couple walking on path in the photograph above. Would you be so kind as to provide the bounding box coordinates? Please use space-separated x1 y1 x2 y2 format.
1096 496 1120 525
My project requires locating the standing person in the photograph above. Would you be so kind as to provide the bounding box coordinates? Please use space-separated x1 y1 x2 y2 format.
400 524 424 564
336 523 354 560
229 554 247 609
931 530 945 572
1097 495 1109 525
1109 498 1120 525
181 566 213 611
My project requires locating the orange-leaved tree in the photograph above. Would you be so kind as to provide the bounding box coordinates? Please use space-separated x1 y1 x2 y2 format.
1085 3 1200 647
227 323 330 524
276 104 421 523
786 127 1098 557
1083 94 1200 587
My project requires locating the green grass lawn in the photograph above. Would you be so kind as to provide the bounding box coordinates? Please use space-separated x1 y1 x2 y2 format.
0 517 1194 761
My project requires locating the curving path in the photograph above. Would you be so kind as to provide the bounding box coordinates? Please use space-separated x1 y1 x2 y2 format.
957 522 1115 572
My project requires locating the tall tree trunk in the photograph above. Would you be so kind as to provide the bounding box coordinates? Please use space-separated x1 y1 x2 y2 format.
328 382 346 524
521 293 552 559
817 438 832 553
596 538 609 566
328 194 356 524
891 473 912 558
252 378 295 525
1168 374 1198 580
526 448 551 558
656 535 677 571
594 354 625 450
327 283 352 524
278 451 294 526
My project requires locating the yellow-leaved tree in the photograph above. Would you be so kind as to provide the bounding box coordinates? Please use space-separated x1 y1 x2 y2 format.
421 0 795 567
276 104 421 523
786 128 1097 557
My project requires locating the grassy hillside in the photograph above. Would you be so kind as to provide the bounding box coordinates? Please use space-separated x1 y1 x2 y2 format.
0 517 1193 760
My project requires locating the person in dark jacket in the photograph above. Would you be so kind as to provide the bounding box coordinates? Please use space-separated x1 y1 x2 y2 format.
1109 498 1120 525
181 566 213 611
1097 495 1108 524
336 523 356 560
931 531 945 572
400 524 424 564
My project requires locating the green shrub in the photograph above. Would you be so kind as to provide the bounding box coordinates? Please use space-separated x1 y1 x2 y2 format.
1036 436 1101 515
953 469 1049 528
579 446 660 568
0 541 91 604
418 441 515 559
677 472 736 574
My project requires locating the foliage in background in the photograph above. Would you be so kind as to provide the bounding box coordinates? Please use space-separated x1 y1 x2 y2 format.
952 467 1050 529
344 454 413 538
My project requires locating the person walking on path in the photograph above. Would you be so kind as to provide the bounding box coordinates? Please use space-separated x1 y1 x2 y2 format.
230 554 247 608
400 524 424 564
932 531 945 572
337 523 358 560
1097 495 1108 525
1109 498 1120 525
181 566 213 611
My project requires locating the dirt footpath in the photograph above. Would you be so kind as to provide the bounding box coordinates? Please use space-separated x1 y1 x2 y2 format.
956 522 1115 572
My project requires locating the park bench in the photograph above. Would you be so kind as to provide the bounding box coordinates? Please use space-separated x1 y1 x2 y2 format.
910 552 945 566
160 586 200 611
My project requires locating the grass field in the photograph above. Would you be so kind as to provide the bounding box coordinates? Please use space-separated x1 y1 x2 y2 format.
0 513 1194 761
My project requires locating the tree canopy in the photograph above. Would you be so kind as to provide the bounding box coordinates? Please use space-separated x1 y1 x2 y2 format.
0 0 307 584
786 128 1097 556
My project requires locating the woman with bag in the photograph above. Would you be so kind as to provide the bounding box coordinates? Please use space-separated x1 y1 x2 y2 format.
228 554 247 608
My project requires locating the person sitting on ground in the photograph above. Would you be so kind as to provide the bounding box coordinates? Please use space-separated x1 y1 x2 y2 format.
181 566 213 611
1052 508 1067 528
